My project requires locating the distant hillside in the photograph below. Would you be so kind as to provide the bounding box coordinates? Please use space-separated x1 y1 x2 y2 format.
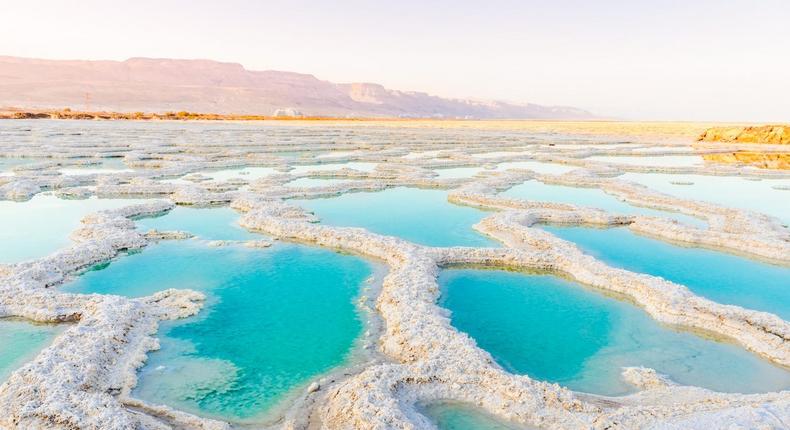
0 56 594 119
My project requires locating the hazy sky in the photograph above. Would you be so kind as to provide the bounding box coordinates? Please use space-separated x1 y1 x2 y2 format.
1 0 788 121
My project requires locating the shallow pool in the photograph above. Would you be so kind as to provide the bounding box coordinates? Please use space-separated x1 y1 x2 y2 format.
136 206 257 241
440 268 790 395
422 403 528 430
433 167 485 179
0 319 63 383
294 187 496 247
0 194 146 263
620 173 790 225
542 226 790 320
64 240 373 423
501 180 706 227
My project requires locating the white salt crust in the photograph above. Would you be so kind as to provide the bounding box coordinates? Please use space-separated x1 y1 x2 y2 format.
1 125 789 429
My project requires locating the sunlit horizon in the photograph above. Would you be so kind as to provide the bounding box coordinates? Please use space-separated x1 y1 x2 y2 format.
1 0 789 121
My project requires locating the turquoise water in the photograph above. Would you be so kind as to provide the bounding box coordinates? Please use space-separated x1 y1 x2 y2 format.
620 173 790 225
286 177 353 188
542 226 790 320
502 180 706 227
64 241 372 422
440 269 790 395
136 206 257 241
0 319 63 382
294 187 496 247
422 403 528 430
0 194 145 263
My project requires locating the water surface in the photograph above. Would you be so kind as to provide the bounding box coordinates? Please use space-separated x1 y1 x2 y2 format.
0 319 63 382
422 403 528 430
136 206 257 241
440 269 790 395
502 180 705 227
433 167 485 179
542 226 790 320
65 240 372 422
294 187 495 247
0 194 145 263
621 173 790 225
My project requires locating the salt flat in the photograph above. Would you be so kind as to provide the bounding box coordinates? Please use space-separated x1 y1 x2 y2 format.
1 119 789 429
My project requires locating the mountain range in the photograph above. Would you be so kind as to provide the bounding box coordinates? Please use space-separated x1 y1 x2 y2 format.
0 56 594 119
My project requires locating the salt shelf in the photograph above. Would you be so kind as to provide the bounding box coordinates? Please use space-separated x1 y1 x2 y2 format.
3 120 790 429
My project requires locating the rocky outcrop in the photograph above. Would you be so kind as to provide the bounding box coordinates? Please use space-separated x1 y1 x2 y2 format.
699 125 790 145
698 125 790 169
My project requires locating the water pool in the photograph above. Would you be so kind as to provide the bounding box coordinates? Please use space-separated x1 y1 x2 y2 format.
542 226 790 320
136 206 257 241
0 319 63 383
620 173 790 225
64 240 373 422
440 269 790 396
0 194 145 263
433 167 485 179
293 187 496 247
422 403 528 430
501 180 705 227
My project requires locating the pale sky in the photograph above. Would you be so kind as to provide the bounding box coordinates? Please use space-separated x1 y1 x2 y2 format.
1 0 788 121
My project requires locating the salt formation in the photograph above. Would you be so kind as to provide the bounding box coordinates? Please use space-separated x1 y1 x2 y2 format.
1 121 789 429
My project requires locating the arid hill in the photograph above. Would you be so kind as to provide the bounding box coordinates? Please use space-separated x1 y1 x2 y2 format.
0 56 593 119
698 125 790 169
699 125 789 145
